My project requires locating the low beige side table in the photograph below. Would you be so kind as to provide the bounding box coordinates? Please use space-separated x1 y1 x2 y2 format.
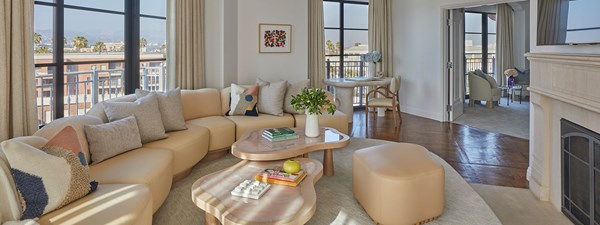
231 127 350 176
191 158 323 225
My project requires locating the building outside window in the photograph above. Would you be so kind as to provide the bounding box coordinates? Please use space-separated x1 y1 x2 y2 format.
324 0 369 106
33 0 166 126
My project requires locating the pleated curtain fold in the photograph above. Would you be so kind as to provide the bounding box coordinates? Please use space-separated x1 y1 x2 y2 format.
537 0 569 45
0 0 38 141
368 0 393 77
173 0 205 90
308 0 326 89
495 3 514 86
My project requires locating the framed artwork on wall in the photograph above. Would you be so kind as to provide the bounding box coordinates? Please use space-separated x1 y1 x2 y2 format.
259 24 292 53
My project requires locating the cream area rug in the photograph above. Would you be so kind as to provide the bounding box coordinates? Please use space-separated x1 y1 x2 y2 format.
153 138 501 225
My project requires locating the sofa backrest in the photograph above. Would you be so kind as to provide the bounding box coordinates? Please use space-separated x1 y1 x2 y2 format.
181 88 223 120
87 94 137 123
0 136 49 223
33 115 103 164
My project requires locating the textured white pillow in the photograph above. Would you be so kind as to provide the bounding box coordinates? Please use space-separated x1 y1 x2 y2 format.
256 78 288 116
103 93 166 143
135 88 187 132
284 79 310 114
84 116 143 164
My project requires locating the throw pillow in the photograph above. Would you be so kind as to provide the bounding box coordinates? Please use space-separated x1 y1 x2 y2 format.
103 93 166 143
84 116 143 164
135 88 187 132
284 79 310 114
227 84 259 116
1 127 98 220
256 78 288 116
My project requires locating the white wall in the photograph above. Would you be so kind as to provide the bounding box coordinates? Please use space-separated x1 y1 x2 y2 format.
204 0 225 89
529 0 600 54
237 0 308 84
512 1 530 69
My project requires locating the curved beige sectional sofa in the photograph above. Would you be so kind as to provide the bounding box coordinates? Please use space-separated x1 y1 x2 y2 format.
0 87 347 225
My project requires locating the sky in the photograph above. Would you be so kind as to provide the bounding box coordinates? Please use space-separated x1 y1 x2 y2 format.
35 0 166 44
324 2 369 49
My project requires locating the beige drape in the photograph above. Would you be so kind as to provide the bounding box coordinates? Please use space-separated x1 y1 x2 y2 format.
368 0 393 77
495 4 514 86
537 0 569 45
0 0 38 141
308 0 326 89
174 0 205 89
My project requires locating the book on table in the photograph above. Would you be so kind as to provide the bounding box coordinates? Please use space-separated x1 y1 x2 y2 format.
254 166 307 186
262 133 299 142
263 128 296 137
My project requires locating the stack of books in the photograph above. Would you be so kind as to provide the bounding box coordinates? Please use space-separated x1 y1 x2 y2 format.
262 127 299 142
254 166 307 187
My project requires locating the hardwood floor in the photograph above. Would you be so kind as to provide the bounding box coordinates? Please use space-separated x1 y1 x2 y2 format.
349 110 529 188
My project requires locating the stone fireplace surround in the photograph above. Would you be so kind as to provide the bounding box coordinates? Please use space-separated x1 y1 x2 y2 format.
527 53 600 211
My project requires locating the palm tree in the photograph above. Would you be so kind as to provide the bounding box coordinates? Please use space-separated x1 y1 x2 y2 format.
92 41 107 54
326 40 335 54
72 36 88 52
36 46 51 54
34 33 42 45
335 41 341 53
63 37 67 47
139 37 148 50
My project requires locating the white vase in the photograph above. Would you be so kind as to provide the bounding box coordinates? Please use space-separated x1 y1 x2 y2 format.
305 111 320 137
368 62 376 77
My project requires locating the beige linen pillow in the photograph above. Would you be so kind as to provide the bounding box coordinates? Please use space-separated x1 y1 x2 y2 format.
84 116 143 164
284 79 310 114
103 93 166 143
135 88 187 131
256 78 288 116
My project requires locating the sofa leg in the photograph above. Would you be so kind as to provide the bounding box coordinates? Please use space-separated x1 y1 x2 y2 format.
468 99 475 107
486 101 493 108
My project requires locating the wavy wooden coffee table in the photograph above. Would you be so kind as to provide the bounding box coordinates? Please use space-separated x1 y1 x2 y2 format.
191 158 323 225
231 127 350 176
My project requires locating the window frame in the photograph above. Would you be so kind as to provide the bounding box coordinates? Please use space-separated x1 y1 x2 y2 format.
34 0 166 121
464 11 496 74
324 0 368 79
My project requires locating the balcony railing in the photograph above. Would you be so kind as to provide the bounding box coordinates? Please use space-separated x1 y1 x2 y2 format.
35 63 166 125
325 59 370 106
465 53 496 95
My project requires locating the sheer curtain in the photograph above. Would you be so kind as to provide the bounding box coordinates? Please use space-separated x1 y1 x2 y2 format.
308 0 326 89
172 0 205 90
368 0 393 77
495 3 514 86
0 0 38 141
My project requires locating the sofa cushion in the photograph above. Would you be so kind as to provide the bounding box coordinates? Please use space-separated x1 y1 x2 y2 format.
256 79 288 116
293 111 349 134
104 93 167 144
142 124 209 175
86 95 137 123
284 79 310 114
90 147 172 213
186 116 236 151
136 88 187 131
1 140 97 219
227 84 259 116
181 88 223 120
33 115 103 164
38 184 152 225
84 116 143 164
226 114 295 140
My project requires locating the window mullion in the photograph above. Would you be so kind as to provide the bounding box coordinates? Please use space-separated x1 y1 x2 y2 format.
124 0 140 94
339 0 344 78
53 0 65 119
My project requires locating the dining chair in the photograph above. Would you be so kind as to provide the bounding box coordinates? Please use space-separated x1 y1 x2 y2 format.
365 75 401 131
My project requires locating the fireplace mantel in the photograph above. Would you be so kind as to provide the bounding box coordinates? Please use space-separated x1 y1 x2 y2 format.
526 53 600 211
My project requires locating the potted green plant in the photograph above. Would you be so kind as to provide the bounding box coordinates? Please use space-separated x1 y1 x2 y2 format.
290 88 336 137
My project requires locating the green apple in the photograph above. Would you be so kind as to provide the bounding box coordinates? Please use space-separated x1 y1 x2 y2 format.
283 159 302 174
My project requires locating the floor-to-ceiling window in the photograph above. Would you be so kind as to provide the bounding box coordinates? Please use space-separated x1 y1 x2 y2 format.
324 0 368 106
33 0 166 126
464 11 496 95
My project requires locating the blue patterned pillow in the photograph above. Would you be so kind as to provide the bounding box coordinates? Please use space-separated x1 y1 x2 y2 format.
1 127 97 220
227 83 260 116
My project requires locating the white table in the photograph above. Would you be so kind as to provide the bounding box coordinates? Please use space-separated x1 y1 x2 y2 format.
325 77 393 123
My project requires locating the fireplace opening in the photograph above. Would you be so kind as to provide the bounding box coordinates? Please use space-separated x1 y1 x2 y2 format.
561 119 600 225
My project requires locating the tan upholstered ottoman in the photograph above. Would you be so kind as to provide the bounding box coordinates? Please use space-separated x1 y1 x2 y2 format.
353 143 445 225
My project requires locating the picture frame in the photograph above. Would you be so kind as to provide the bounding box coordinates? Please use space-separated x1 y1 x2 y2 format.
258 24 292 53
